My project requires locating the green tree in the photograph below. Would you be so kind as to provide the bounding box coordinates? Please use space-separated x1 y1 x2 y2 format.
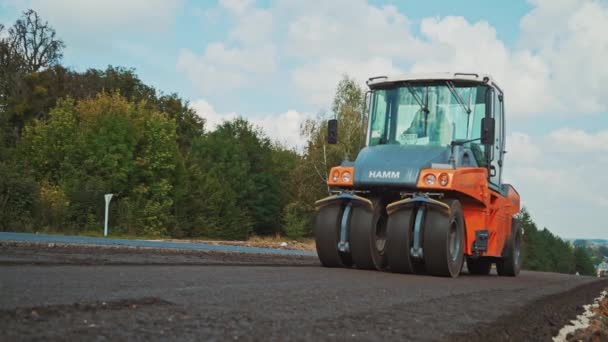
0 23 24 118
20 97 78 183
330 75 367 160
178 162 250 239
19 92 184 236
0 10 64 145
128 110 179 236
0 159 39 231
285 75 366 237
518 207 594 275
574 247 596 276
191 118 288 236
182 130 252 239
8 9 64 73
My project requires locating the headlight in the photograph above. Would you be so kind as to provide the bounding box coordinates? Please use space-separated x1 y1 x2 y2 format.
424 174 436 185
341 171 351 183
439 173 449 186
332 170 340 182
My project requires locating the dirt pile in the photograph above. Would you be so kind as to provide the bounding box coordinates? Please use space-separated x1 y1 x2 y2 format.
567 292 608 341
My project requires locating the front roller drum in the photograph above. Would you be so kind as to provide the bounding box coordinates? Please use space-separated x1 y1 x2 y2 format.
423 199 465 277
314 203 352 268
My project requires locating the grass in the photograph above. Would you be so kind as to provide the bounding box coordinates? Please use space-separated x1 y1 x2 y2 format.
247 234 316 251
37 229 163 241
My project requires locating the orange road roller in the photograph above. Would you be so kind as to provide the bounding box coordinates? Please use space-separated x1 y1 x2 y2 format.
314 73 521 277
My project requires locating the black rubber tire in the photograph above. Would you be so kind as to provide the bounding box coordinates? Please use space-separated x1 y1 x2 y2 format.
466 257 493 275
370 199 388 270
423 199 465 277
497 218 522 277
386 208 420 273
314 203 352 268
349 205 376 270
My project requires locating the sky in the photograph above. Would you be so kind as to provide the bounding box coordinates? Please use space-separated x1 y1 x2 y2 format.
1 0 607 239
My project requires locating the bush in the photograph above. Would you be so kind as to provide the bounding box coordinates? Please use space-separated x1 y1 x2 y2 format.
0 162 39 231
283 202 312 239
38 182 69 230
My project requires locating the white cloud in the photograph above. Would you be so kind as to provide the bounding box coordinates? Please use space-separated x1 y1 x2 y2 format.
176 0 276 94
219 0 254 14
283 2 418 60
181 0 421 103
252 110 310 149
226 6 273 45
505 132 542 165
190 99 237 130
519 0 608 114
176 43 276 93
292 57 401 106
29 0 183 41
549 128 608 152
281 1 421 106
411 16 553 116
226 0 608 117
519 0 591 49
503 127 608 238
190 99 310 149
406 2 608 116
203 43 275 73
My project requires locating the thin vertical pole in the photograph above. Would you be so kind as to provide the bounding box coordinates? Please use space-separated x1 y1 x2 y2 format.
104 194 113 237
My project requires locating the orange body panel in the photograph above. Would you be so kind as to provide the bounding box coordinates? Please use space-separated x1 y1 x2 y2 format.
417 167 520 257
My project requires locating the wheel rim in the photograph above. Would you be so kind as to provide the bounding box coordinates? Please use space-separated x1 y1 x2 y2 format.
448 220 461 262
375 215 387 255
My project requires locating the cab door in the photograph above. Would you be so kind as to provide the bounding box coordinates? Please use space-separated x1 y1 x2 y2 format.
489 90 504 189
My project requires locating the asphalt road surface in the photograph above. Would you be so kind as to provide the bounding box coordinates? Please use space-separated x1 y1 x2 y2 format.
0 232 316 256
1 242 607 341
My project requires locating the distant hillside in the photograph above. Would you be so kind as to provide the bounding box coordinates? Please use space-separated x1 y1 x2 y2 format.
566 239 608 266
568 239 608 248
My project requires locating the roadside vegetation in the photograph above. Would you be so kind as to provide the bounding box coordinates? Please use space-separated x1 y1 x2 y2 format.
518 209 596 275
0 10 596 275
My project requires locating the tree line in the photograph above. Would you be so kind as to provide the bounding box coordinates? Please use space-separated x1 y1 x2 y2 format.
0 10 596 275
518 208 596 275
0 9 348 240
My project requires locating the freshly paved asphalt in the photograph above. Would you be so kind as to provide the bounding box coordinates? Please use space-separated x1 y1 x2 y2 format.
0 232 315 256
1 241 607 341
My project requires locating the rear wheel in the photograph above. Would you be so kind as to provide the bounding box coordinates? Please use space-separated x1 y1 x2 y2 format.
386 208 424 274
314 203 352 268
466 257 492 275
423 199 465 277
497 218 522 277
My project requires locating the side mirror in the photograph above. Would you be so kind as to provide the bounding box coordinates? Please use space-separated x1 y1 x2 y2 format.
480 117 495 145
327 119 338 144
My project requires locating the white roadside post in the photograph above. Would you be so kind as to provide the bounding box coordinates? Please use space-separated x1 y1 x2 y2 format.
104 194 113 237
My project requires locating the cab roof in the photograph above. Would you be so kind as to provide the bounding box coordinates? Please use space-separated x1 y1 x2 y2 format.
366 72 502 92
